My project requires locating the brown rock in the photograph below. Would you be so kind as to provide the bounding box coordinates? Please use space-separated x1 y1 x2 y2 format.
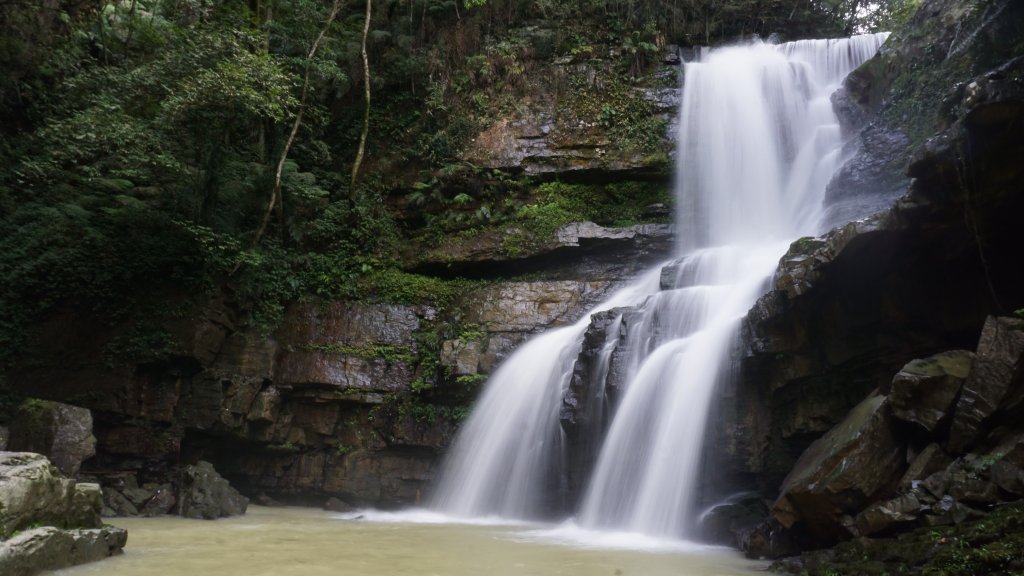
887 351 973 433
899 443 953 489
8 401 96 478
465 281 613 333
948 317 1024 452
854 493 923 536
323 496 353 512
772 393 905 543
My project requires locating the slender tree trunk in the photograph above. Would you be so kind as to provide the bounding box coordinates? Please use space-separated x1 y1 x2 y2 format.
350 0 372 193
236 0 342 270
123 0 138 47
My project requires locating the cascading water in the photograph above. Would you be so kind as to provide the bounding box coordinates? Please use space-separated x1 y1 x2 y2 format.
432 32 889 538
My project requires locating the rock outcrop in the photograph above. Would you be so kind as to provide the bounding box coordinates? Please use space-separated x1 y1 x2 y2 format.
7 401 95 478
178 460 249 519
747 315 1024 555
0 452 125 575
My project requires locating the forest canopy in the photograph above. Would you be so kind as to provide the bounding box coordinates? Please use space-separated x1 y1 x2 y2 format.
0 0 912 373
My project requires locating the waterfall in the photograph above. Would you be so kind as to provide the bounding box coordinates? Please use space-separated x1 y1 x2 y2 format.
432 33 889 538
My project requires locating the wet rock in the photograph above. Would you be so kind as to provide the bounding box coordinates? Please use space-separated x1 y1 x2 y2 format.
699 492 770 547
886 350 973 433
323 496 353 512
773 393 905 543
948 317 1024 452
464 87 673 176
7 401 96 478
415 220 672 276
662 44 681 65
139 484 176 517
465 280 614 333
178 460 248 519
927 494 983 526
0 525 127 576
922 468 952 500
561 310 622 500
68 483 102 528
121 484 153 508
741 518 802 560
773 216 888 299
854 493 923 536
101 487 138 517
947 459 1001 505
899 443 953 490
989 459 1024 496
213 332 278 379
821 121 910 229
0 452 118 574
440 339 484 376
0 452 76 537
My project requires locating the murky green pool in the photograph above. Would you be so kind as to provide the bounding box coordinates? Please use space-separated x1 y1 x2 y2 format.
51 506 766 576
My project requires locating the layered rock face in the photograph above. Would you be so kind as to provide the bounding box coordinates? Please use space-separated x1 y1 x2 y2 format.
6 218 672 510
0 452 126 576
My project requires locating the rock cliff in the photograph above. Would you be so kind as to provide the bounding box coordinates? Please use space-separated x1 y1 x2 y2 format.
701 0 1024 557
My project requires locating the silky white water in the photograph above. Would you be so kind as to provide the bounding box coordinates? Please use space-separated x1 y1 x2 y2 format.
433 33 889 540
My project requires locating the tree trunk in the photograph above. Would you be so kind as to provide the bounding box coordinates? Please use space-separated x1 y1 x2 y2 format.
236 0 342 271
350 0 372 193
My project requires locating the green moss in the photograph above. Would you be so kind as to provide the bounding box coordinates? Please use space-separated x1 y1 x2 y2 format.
500 179 671 257
778 501 1024 576
360 268 484 308
299 343 415 365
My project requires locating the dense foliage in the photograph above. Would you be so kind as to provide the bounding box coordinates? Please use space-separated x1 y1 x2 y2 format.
0 0 908 373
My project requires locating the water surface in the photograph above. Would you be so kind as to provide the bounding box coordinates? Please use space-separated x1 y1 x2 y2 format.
52 506 766 576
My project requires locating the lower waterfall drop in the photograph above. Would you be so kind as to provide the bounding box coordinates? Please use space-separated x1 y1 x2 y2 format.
432 32 890 539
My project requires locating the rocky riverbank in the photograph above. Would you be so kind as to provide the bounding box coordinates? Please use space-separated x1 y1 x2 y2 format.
0 452 126 575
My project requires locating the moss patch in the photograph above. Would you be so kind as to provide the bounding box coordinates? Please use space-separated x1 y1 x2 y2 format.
775 501 1024 576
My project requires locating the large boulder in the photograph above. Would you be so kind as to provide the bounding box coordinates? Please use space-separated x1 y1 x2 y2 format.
0 526 127 576
0 452 119 575
772 393 905 543
7 401 96 478
886 350 973 433
0 452 79 538
178 460 248 519
948 317 1024 452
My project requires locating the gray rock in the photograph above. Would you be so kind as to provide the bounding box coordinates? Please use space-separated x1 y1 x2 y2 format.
699 492 770 547
69 483 102 529
7 401 96 478
440 339 484 376
0 452 76 538
922 468 952 500
139 484 176 517
772 393 905 542
947 460 1001 505
179 460 248 519
0 526 127 576
989 459 1024 495
887 350 973 433
101 487 139 517
323 496 352 512
948 317 1024 451
0 453 118 575
121 485 154 508
899 443 953 489
854 493 923 536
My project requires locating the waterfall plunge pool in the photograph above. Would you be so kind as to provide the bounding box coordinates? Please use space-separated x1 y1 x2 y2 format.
51 506 766 576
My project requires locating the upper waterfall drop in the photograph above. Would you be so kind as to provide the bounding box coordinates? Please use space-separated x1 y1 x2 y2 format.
431 32 889 538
